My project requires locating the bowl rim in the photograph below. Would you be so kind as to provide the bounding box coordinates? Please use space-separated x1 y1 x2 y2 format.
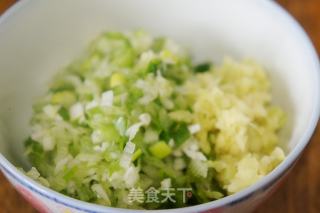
0 0 319 212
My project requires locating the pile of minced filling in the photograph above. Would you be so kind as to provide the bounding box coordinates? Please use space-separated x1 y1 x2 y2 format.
25 31 286 209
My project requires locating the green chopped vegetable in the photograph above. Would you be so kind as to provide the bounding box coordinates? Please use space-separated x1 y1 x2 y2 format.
58 107 70 121
51 91 77 107
146 59 163 74
132 148 143 161
194 62 212 73
171 123 191 146
110 73 126 88
149 141 172 159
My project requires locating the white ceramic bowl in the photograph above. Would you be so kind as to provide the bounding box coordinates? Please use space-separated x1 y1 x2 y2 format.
0 0 319 212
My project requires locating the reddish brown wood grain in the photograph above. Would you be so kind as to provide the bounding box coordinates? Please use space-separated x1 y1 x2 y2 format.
0 0 319 212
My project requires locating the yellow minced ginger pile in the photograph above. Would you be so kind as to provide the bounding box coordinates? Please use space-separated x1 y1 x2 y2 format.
180 58 286 194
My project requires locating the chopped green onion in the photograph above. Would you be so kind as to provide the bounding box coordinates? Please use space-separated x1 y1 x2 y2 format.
132 148 143 161
171 123 191 146
58 107 70 121
149 141 172 159
194 62 212 73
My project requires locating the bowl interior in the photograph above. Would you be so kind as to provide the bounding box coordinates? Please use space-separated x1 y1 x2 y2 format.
0 0 318 170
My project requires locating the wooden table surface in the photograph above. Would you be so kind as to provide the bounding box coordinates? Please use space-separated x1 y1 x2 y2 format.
0 0 319 212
